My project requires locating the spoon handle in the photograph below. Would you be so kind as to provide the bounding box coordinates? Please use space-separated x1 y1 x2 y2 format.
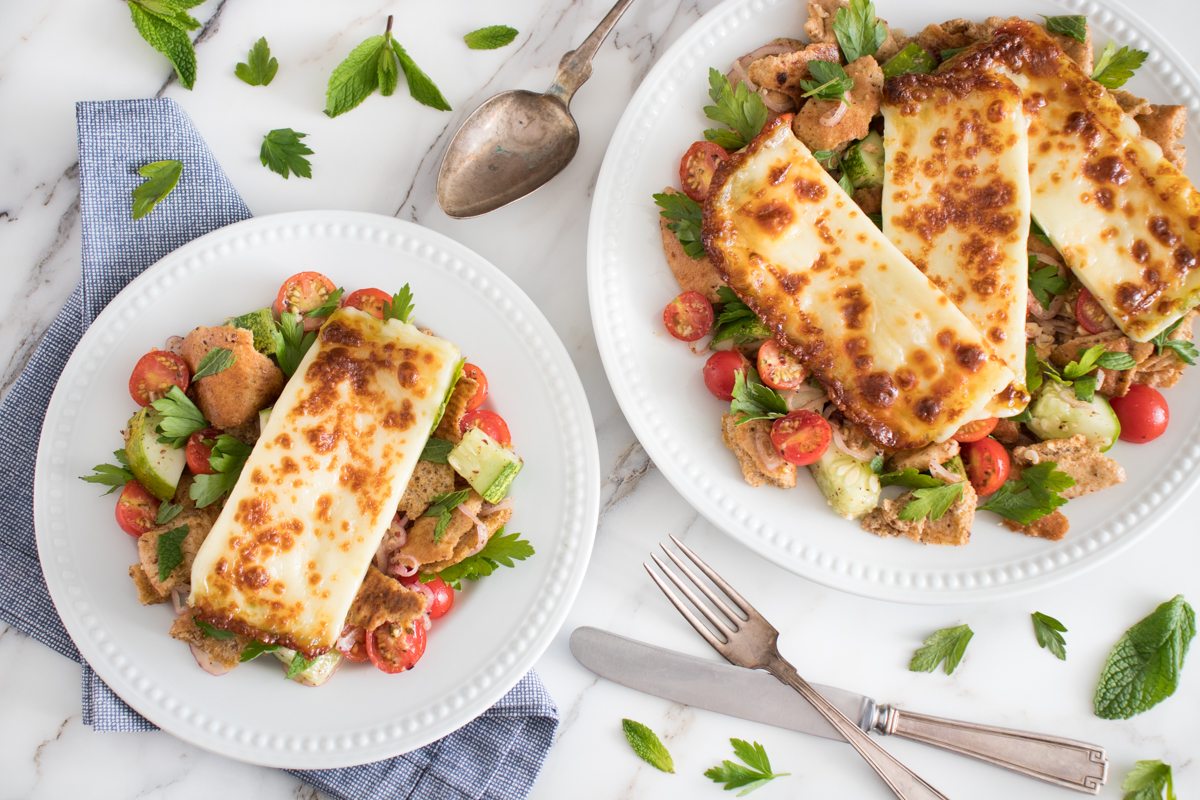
547 0 637 104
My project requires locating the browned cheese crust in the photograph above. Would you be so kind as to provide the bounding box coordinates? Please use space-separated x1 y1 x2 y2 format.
180 325 285 427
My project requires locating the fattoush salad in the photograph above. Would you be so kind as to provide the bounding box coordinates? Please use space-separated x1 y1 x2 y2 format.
655 0 1199 545
82 272 533 684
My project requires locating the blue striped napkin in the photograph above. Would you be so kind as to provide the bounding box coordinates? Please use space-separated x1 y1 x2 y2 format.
0 98 557 800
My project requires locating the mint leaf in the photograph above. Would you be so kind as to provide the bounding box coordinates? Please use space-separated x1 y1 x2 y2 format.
190 434 252 508
286 651 312 680
260 128 313 179
1163 339 1199 366
382 284 415 324
420 437 454 464
729 369 788 424
239 641 279 662
433 527 534 589
271 311 317 377
898 482 964 522
1097 351 1137 370
464 25 519 50
833 0 887 63
131 160 182 220
703 67 769 150
325 33 388 116
393 39 451 111
869 454 884 474
621 719 675 773
235 36 278 86
196 619 237 640
156 500 183 525
1091 40 1148 89
80 462 136 494
799 60 854 104
151 385 207 448
879 468 944 489
653 191 706 260
191 346 235 380
1028 256 1070 308
1063 344 1108 379
978 461 1074 523
1122 760 1176 800
424 489 471 544
127 0 199 90
704 738 789 795
1095 595 1195 719
1042 15 1087 43
1032 612 1068 661
156 524 189 582
910 624 973 675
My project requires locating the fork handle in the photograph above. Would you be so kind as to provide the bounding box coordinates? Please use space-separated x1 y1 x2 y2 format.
768 658 951 800
876 707 1107 794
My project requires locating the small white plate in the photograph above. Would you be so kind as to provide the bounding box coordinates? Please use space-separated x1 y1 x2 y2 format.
34 211 599 767
587 0 1200 603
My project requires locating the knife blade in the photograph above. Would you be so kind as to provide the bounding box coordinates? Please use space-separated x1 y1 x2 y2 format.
570 625 875 741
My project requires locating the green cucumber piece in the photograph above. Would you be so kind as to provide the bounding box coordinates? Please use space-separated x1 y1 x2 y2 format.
1026 381 1121 451
273 647 344 687
808 447 881 520
882 43 936 78
227 308 277 355
258 406 273 432
842 131 884 190
447 427 523 503
125 407 187 501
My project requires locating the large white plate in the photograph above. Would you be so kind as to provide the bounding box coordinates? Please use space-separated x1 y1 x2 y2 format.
588 0 1200 603
34 211 599 767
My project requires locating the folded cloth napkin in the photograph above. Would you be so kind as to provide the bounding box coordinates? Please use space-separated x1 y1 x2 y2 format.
0 98 557 800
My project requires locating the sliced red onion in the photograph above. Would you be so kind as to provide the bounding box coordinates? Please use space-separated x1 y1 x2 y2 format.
783 385 826 411
190 644 234 676
929 460 964 484
481 497 514 515
727 43 800 93
754 429 785 473
820 94 851 127
689 333 716 355
389 553 419 578
336 625 362 653
421 612 432 632
726 61 754 92
831 425 876 462
165 335 184 355
170 585 191 616
759 89 795 113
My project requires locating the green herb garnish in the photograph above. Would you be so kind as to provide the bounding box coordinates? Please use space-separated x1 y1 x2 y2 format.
1032 612 1068 660
1042 15 1088 44
191 347 236 380
704 738 790 795
239 641 280 662
879 468 944 489
271 311 318 377
703 67 769 150
382 284 415 324
156 524 189 582
80 451 136 494
898 482 964 522
1091 40 1148 89
131 160 183 220
196 619 237 640
189 435 252 508
429 527 534 590
653 191 706 260
1028 255 1070 309
152 385 208 448
424 489 471 543
621 719 675 773
260 128 313 179
156 501 183 525
799 60 854 104
304 287 344 319
833 0 887 63
235 37 278 86
729 369 788 425
420 437 455 464
126 0 200 90
1122 760 1177 800
910 624 974 675
285 651 313 680
977 461 1074 523
1151 318 1198 365
325 15 450 118
1095 595 1195 719
464 25 519 50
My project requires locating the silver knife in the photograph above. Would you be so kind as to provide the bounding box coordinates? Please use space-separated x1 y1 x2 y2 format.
571 627 1108 794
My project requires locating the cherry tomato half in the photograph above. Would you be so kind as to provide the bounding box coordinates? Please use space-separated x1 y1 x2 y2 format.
1075 288 1111 335
679 141 730 202
952 417 998 443
343 288 391 319
128 350 190 407
461 409 511 446
273 271 338 332
770 410 832 466
400 574 455 619
366 621 426 674
757 339 806 390
663 291 715 342
185 428 222 475
703 350 750 401
962 438 1011 495
1109 384 1169 443
462 364 489 411
115 480 161 537
335 624 370 662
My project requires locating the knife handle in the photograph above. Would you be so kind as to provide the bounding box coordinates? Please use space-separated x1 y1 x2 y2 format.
875 706 1108 794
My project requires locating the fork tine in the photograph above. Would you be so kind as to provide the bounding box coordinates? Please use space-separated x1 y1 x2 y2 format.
643 563 726 651
650 554 737 639
659 544 745 623
669 534 759 618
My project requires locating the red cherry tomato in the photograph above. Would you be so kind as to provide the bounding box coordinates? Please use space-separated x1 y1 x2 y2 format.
663 291 715 342
769 410 832 466
115 480 161 537
128 350 190 407
462 364 489 411
273 271 338 332
1110 384 1169 443
679 141 730 202
185 428 222 475
1075 288 1111 335
334 624 370 662
460 409 511 446
400 574 455 619
962 438 1011 495
366 621 426 674
703 350 750 401
757 339 806 390
952 417 999 443
343 288 391 319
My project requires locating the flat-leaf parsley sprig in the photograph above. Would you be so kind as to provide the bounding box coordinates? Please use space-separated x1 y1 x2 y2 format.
703 67 769 151
1032 612 1068 660
260 129 313 179
131 160 183 220
236 37 278 86
653 191 706 260
910 624 974 675
799 61 854 105
325 15 450 118
705 738 790 795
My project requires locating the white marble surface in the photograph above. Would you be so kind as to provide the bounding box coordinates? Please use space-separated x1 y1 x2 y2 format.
1 0 1199 797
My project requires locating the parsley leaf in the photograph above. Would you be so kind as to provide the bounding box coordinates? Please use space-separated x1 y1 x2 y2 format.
127 0 200 90
80 455 136 494
191 347 236 380
703 67 769 150
833 0 887 63
879 468 944 489
1030 216 1054 249
196 619 237 640
156 525 189 582
131 160 183 220
151 385 208 448
260 128 313 179
910 624 974 675
382 284 415 324
898 482 964 522
431 527 534 589
286 651 313 680
1097 351 1137 370
1091 40 1148 89
304 287 344 318
156 501 183 525
464 25 519 50
1062 344 1108 379
239 641 279 662
424 489 471 543
1122 760 1177 800
621 719 675 773
271 311 318 377
1032 612 1068 661
1151 318 1198 365
1028 255 1070 309
420 437 454 464
704 738 789 795
940 46 967 61
653 191 706 260
799 60 854 104
235 37 278 86
977 461 1074 523
1095 595 1195 719
190 435 252 508
326 17 450 116
710 287 771 349
729 369 788 424
1042 15 1088 44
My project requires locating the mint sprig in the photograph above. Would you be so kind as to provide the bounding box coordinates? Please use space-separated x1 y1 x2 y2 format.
423 489 471 543
1042 15 1088 43
126 0 201 90
191 346 236 380
1095 595 1195 719
325 15 450 117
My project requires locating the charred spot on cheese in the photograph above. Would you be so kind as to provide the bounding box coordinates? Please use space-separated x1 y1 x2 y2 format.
703 116 1015 450
189 308 461 657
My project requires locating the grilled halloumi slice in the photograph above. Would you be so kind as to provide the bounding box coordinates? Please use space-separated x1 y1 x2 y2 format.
703 116 1016 450
956 18 1200 342
189 308 461 655
881 71 1031 415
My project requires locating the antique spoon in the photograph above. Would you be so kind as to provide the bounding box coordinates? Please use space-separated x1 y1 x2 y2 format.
436 0 636 218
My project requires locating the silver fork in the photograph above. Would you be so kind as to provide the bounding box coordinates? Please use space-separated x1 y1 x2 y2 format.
647 536 951 800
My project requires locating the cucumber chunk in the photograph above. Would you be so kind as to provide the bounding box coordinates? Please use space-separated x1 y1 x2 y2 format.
226 308 277 355
447 427 523 503
273 647 344 687
881 43 936 78
808 447 882 520
842 131 884 190
258 406 273 433
1026 381 1121 451
125 407 186 501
